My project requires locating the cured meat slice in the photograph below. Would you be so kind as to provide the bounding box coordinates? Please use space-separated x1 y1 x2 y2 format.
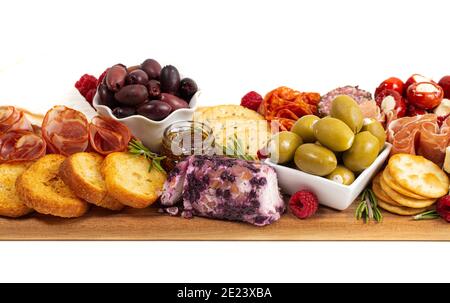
319 86 373 117
388 114 450 166
42 106 89 156
161 155 285 226
259 86 320 131
89 116 131 155
0 131 46 163
0 106 33 134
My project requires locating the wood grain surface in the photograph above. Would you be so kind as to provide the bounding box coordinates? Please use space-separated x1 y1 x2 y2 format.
0 203 448 240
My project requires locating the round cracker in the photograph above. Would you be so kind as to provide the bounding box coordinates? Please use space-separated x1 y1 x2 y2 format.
382 167 427 199
379 175 436 208
377 199 428 216
372 173 401 206
388 154 449 198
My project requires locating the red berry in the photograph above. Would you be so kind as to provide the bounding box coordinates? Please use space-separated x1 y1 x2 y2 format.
75 74 98 103
241 91 263 111
97 68 109 87
84 89 96 103
289 190 319 219
436 196 450 223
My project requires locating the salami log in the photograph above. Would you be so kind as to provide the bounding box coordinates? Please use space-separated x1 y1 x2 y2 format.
0 106 33 134
89 116 131 155
0 130 46 163
41 106 89 156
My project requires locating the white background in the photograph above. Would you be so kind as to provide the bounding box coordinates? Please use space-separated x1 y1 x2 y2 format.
1 0 450 282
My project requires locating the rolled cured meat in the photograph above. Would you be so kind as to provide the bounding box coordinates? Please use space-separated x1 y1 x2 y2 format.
0 130 46 163
161 155 285 226
89 116 131 155
42 106 89 156
387 114 450 166
0 106 33 134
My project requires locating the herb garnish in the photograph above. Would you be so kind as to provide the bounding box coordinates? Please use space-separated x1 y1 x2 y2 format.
413 210 440 221
128 139 166 173
355 188 383 223
221 133 257 161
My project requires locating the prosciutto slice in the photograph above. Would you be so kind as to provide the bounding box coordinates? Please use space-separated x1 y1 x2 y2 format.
0 130 46 163
41 106 89 156
0 106 33 134
89 116 131 155
387 114 450 166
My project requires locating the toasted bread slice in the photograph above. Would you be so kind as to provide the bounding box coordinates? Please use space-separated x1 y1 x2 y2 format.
0 162 34 218
16 154 89 218
59 152 124 211
102 152 167 208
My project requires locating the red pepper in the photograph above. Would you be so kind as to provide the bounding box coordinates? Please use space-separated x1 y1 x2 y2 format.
407 82 443 110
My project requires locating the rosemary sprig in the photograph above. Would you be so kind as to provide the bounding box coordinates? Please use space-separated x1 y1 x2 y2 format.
128 139 166 173
413 210 440 221
221 133 257 161
355 188 383 223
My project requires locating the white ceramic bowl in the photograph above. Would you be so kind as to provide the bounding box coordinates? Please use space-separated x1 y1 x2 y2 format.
93 89 200 152
265 143 392 210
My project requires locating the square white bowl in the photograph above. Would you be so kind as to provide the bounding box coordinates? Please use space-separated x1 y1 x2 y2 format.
264 143 392 210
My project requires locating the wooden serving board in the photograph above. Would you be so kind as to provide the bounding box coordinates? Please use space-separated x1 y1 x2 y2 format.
0 203 448 241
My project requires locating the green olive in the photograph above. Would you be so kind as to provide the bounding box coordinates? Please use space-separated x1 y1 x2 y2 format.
294 143 337 176
291 115 320 143
361 118 386 151
269 131 303 164
326 165 355 185
330 95 364 133
342 131 380 173
313 117 355 152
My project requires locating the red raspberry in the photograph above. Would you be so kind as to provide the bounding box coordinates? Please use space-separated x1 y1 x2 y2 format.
84 89 96 103
436 196 450 223
97 68 109 87
289 190 319 219
75 74 98 103
241 91 263 111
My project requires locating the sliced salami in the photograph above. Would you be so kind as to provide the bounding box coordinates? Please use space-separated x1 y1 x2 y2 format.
0 130 46 163
0 106 33 134
41 106 89 156
89 116 131 155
